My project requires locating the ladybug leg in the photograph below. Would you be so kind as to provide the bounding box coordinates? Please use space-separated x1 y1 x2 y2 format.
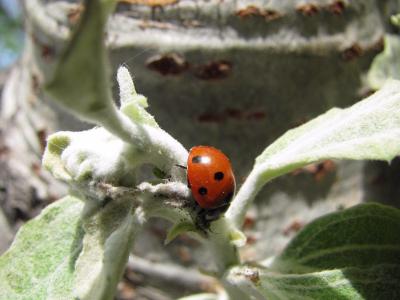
195 208 211 234
203 192 233 222
194 202 231 233
188 200 209 233
204 203 230 222
191 195 233 233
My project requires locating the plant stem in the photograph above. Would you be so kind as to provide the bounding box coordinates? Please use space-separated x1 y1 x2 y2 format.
207 218 240 276
127 255 218 292
101 110 188 178
225 169 264 228
226 163 302 228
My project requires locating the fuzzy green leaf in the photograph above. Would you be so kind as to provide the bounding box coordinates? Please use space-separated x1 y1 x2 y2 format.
227 81 400 226
45 0 118 124
226 203 400 300
0 196 84 300
118 66 158 127
227 264 400 300
42 134 72 181
42 0 188 177
0 192 142 300
73 194 141 300
271 203 400 273
42 128 138 185
165 221 197 245
367 35 400 90
255 81 400 169
43 0 165 151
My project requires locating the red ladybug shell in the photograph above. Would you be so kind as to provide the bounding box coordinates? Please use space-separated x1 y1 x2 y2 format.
187 146 236 209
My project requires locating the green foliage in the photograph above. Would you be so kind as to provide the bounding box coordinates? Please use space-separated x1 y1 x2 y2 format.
165 221 197 245
226 203 400 300
43 128 135 185
228 264 400 300
72 193 140 300
227 81 400 226
43 0 187 176
0 191 142 300
271 203 400 272
255 81 400 168
118 66 158 127
45 0 117 123
42 134 72 181
0 196 83 299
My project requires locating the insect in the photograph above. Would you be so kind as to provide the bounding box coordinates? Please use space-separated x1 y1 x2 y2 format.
186 146 236 229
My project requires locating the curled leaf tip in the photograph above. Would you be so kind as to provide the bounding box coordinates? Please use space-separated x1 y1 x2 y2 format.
165 221 197 245
46 134 71 156
117 66 137 106
391 14 400 27
229 228 247 248
117 66 157 127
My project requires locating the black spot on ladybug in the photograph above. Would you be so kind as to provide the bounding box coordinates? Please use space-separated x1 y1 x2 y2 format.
198 187 208 195
214 172 224 181
192 156 202 163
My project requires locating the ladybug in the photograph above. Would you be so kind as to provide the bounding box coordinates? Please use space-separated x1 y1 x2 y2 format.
187 146 236 227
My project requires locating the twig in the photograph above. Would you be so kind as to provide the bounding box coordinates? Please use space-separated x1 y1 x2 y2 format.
127 255 219 293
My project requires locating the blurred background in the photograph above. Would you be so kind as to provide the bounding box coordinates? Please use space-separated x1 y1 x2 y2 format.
1 1 400 299
0 0 23 70
0 0 23 251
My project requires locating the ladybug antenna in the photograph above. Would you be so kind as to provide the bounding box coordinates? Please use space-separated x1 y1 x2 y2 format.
175 164 187 170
